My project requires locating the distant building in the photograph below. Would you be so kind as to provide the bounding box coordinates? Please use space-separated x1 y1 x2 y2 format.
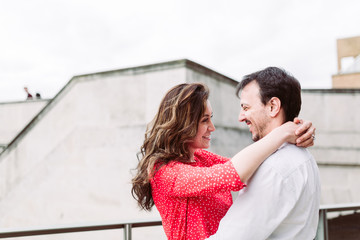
332 36 360 88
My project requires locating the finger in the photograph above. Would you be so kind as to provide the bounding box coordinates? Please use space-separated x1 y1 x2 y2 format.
295 121 313 136
296 136 314 147
296 130 315 147
296 126 315 144
293 117 303 125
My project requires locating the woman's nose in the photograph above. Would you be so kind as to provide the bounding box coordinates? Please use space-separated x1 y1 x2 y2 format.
209 120 216 132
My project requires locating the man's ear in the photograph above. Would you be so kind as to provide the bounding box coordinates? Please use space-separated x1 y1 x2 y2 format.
268 97 281 117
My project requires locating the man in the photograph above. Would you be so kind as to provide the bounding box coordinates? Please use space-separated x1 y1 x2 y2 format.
208 67 321 239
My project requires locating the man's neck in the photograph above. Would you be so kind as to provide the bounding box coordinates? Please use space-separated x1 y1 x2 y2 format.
263 118 285 137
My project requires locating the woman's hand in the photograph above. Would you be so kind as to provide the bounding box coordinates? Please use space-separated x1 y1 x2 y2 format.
277 118 316 148
277 121 299 144
293 117 316 148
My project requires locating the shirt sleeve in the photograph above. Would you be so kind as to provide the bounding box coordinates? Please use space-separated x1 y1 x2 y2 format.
153 161 245 198
207 164 299 240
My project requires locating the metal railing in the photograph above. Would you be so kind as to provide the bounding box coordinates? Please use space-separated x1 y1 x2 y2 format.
315 203 360 240
0 218 162 240
0 203 359 239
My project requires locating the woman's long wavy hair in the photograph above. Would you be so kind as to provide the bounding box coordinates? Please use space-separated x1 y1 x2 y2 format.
131 83 210 211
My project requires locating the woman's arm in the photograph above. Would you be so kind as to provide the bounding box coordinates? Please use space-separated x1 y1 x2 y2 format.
231 121 305 183
155 120 314 197
154 161 245 198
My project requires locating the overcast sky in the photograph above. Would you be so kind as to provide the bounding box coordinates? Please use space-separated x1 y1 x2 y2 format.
1 0 359 102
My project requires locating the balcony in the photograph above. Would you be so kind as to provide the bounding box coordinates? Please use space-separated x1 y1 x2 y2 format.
0 203 359 240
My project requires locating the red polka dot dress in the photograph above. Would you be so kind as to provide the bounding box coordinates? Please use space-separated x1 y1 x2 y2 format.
150 149 245 240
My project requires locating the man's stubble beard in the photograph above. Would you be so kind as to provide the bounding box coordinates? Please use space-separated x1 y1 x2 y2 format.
252 119 269 142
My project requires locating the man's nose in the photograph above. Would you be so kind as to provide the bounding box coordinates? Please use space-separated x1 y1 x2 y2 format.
238 111 246 122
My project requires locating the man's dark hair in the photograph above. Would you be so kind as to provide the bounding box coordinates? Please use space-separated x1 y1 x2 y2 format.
235 67 301 122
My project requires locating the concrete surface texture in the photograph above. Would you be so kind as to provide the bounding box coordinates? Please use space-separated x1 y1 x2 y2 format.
0 100 49 151
300 89 360 204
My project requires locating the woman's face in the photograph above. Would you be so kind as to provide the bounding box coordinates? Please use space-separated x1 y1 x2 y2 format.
188 100 216 152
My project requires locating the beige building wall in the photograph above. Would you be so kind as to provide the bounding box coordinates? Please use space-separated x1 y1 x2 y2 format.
332 72 360 88
336 36 360 71
332 36 360 88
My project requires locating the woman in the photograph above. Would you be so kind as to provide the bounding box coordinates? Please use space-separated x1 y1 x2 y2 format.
131 83 314 240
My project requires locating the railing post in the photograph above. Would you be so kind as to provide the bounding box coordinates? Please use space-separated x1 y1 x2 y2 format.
124 224 132 240
315 209 328 240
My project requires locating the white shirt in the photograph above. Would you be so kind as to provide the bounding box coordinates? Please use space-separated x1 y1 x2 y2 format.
208 143 321 240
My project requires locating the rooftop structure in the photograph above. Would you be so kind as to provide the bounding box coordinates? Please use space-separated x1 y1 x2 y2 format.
332 36 360 88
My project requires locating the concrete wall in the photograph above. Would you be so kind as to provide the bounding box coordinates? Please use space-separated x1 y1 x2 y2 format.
300 89 360 204
0 60 246 240
0 100 49 150
1 59 359 239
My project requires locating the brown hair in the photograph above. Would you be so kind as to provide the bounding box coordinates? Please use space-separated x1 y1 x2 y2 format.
131 83 210 210
236 67 301 122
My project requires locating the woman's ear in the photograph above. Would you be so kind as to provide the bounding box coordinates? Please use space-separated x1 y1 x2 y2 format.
268 97 281 117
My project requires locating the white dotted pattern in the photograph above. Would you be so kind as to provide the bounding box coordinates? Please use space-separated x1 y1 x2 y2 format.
151 149 245 240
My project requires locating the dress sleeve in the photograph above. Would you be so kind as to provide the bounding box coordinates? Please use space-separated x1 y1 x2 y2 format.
194 149 230 166
153 161 245 198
